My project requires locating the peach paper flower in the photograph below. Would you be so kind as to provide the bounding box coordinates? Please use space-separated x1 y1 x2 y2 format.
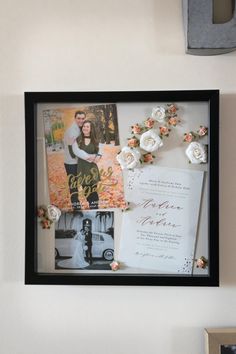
110 261 120 271
131 124 142 134
37 207 46 218
127 137 139 148
167 104 178 115
144 117 155 129
159 126 170 137
41 219 52 229
183 132 195 143
198 126 208 137
168 117 179 126
143 153 154 163
196 256 208 269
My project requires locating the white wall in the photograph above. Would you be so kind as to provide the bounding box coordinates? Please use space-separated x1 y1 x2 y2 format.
0 1 236 353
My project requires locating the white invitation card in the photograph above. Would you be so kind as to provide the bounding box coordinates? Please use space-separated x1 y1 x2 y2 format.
119 166 204 274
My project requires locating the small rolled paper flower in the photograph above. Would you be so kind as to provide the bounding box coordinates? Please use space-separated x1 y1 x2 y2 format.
143 153 154 163
131 124 142 134
127 137 139 148
168 116 179 126
122 201 131 212
37 206 46 218
183 132 195 143
110 261 120 271
198 126 208 137
159 126 170 137
167 103 178 115
196 256 208 269
144 117 155 129
40 218 52 229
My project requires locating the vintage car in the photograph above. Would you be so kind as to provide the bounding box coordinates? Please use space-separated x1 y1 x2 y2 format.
55 230 114 261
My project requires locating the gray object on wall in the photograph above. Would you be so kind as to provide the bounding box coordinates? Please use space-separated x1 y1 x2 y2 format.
183 0 236 55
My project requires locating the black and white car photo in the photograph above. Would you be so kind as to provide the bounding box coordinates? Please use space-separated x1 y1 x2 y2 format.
55 211 114 270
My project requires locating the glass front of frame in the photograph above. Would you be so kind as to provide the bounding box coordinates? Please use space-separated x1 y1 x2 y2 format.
25 91 219 285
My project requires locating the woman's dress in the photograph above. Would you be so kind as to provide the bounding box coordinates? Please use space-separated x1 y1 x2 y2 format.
57 232 89 269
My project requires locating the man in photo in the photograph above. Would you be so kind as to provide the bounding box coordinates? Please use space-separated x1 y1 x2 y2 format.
63 111 96 209
84 225 93 265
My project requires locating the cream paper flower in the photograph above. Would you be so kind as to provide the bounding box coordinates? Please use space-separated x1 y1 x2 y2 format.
140 130 163 153
47 205 61 222
185 142 207 164
110 261 120 271
151 106 166 123
116 147 141 169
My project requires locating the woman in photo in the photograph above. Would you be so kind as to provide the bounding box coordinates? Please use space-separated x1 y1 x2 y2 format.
72 120 101 209
57 229 89 269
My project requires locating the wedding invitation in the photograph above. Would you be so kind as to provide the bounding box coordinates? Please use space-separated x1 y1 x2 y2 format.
119 166 204 274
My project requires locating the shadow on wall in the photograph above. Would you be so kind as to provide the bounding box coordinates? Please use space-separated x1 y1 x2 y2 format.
219 93 236 286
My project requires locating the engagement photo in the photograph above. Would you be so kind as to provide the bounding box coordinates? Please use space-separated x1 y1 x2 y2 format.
43 104 125 211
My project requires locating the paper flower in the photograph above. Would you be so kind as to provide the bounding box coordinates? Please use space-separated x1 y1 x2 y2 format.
122 201 131 212
40 218 52 229
167 103 178 115
196 256 208 269
144 117 155 129
127 137 139 148
37 206 46 218
116 147 141 169
110 261 120 271
140 130 163 153
47 205 61 222
151 106 166 123
131 124 142 134
185 142 207 164
198 126 208 137
183 132 195 143
159 126 170 137
143 153 154 163
168 117 179 126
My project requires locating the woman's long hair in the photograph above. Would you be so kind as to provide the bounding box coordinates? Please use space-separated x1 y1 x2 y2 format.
77 120 99 153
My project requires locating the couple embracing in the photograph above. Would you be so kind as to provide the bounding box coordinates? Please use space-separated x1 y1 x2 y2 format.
64 111 102 210
58 226 93 269
72 226 93 268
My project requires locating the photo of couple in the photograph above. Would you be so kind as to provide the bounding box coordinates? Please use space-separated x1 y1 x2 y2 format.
57 226 93 269
43 104 125 211
55 211 114 270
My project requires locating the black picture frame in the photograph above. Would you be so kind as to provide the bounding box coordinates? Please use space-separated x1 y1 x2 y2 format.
25 90 219 286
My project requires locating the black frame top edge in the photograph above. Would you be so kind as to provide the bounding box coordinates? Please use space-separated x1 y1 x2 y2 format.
24 90 220 104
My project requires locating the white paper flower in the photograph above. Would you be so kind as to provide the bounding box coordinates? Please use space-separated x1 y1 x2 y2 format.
140 130 163 153
47 205 61 222
185 142 207 164
151 106 166 123
116 147 141 169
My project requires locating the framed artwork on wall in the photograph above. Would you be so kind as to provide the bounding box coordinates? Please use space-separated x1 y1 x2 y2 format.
25 90 219 286
205 328 236 354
